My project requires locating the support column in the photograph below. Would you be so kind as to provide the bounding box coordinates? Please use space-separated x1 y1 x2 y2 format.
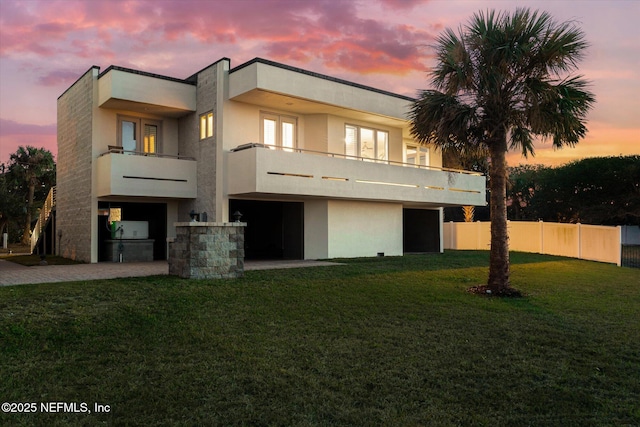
168 222 246 279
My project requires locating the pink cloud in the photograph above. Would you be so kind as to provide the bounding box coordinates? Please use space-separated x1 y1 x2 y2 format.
37 69 85 87
0 134 57 164
0 0 434 77
255 2 433 74
379 0 428 10
0 119 57 163
0 119 56 137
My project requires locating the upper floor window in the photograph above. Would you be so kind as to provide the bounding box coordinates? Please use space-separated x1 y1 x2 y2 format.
200 111 214 140
118 115 161 154
261 112 296 151
405 144 429 167
345 125 388 162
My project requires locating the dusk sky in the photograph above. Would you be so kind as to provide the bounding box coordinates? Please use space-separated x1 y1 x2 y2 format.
0 0 638 167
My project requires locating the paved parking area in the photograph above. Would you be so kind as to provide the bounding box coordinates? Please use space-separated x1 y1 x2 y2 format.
0 259 341 286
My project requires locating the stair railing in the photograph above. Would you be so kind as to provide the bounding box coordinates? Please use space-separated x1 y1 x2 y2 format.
30 186 56 254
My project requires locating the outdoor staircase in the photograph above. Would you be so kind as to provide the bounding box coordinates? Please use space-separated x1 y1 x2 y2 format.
30 186 56 254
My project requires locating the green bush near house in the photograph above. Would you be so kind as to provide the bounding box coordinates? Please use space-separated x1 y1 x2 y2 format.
1 251 638 426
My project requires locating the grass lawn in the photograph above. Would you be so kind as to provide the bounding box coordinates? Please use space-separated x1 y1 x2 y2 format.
1 251 639 426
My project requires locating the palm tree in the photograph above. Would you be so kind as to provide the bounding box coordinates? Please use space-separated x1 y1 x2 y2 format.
9 146 55 245
410 8 594 295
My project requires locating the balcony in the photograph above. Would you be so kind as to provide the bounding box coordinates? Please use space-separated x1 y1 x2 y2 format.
228 59 412 129
226 145 486 207
98 67 196 118
96 149 197 199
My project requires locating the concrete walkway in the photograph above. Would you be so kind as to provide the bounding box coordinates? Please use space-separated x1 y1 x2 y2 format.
0 259 342 286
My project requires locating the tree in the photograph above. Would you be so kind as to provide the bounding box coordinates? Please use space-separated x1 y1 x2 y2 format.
506 164 550 221
410 8 595 295
6 146 56 245
1 164 21 240
508 156 640 225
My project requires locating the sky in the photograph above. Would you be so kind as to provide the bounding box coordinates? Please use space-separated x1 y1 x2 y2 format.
0 0 638 167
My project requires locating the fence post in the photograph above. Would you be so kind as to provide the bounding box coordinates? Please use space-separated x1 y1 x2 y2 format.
577 223 582 260
450 221 454 250
617 226 622 267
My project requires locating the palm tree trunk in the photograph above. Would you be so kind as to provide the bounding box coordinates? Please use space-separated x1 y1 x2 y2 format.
21 180 35 245
487 136 511 292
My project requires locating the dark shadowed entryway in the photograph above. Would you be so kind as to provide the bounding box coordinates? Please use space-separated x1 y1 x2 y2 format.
403 208 440 253
229 199 303 260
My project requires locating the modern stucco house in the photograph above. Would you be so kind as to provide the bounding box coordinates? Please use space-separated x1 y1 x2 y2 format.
56 57 485 263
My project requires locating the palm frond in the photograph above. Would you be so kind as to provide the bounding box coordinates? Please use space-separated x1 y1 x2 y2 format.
525 75 595 147
509 126 535 157
410 90 478 149
431 28 473 94
413 7 594 156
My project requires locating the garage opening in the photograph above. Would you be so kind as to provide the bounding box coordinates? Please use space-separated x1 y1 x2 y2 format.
229 199 303 260
97 201 167 261
403 208 440 253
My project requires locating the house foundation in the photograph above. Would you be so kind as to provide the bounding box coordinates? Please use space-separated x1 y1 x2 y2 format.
168 222 246 279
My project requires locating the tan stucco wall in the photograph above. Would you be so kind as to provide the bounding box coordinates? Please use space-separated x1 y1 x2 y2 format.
304 199 403 259
224 101 259 149
326 200 403 258
222 104 409 165
303 200 329 259
92 108 180 157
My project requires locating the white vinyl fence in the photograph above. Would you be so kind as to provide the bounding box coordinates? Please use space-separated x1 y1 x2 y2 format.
443 221 622 266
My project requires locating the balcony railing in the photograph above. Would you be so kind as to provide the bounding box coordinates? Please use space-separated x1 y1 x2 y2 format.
30 186 56 254
96 148 197 198
227 144 486 206
230 143 483 176
100 145 195 160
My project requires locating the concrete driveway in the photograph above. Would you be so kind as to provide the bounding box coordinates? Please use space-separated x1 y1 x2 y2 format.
0 259 341 286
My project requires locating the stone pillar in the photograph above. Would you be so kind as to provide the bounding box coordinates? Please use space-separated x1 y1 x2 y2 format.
168 222 246 279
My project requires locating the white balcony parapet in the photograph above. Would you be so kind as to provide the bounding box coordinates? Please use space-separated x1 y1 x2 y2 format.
96 150 197 198
227 145 486 207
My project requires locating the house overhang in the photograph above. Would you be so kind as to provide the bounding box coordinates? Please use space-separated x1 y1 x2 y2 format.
228 59 414 129
98 67 196 118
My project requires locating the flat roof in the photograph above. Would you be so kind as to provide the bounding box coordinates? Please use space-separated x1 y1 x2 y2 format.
98 65 196 85
62 58 416 102
230 58 415 102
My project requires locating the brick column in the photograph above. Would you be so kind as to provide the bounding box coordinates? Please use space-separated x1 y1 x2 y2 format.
168 222 246 279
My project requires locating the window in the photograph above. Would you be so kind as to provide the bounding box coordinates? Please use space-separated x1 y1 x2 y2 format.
405 144 429 167
118 116 162 154
345 125 389 162
108 207 121 223
200 112 214 140
144 124 158 153
261 112 297 151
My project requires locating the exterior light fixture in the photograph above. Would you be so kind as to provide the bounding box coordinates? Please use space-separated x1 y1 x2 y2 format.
233 211 243 222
